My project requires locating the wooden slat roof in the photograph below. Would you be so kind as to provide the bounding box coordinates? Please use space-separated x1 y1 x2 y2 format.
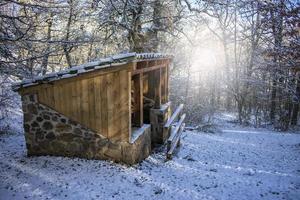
12 53 171 91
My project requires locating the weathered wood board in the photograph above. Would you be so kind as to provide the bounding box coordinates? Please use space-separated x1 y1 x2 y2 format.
22 67 131 142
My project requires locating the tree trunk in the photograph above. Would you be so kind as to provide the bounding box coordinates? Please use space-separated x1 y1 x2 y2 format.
270 0 283 124
41 14 53 75
64 0 74 68
126 1 144 52
270 78 277 123
291 73 300 125
222 38 231 110
148 0 161 52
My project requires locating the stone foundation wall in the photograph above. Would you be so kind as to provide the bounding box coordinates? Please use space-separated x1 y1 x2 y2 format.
22 94 151 165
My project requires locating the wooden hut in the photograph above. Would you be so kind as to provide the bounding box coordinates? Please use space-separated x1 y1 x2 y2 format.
13 53 185 164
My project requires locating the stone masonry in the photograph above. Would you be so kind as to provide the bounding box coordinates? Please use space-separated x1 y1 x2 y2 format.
22 94 151 165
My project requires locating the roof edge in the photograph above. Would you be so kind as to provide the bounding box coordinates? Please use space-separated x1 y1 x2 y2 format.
12 52 172 91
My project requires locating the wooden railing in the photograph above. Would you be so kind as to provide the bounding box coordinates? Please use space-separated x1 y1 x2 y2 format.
164 104 185 159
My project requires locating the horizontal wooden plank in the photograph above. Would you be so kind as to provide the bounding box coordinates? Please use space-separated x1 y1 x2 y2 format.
132 64 167 75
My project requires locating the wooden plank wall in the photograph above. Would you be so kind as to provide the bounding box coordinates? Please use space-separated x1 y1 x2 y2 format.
25 68 131 142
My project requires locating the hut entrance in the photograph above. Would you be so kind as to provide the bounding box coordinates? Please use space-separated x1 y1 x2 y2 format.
131 60 169 128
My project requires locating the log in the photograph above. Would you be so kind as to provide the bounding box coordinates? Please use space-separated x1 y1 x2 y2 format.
167 123 185 159
166 113 186 159
164 104 184 129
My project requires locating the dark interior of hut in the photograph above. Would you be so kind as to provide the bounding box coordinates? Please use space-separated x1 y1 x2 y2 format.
131 72 155 128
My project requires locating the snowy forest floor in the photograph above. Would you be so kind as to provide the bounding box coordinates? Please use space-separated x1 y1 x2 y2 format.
0 113 300 200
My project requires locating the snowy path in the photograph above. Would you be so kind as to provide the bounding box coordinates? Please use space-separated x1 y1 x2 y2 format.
0 125 299 200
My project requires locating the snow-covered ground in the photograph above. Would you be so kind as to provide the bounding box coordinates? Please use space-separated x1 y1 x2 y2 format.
0 113 300 200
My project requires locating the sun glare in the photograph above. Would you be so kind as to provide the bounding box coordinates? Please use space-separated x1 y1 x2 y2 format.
191 48 218 72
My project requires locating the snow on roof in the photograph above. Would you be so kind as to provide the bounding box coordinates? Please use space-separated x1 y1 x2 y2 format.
12 52 171 91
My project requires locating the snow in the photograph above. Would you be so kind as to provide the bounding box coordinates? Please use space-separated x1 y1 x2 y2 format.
130 124 151 144
0 113 299 200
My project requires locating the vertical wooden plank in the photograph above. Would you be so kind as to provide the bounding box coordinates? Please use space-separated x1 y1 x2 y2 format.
88 78 95 131
114 71 121 139
70 81 77 119
75 79 82 123
46 85 55 108
100 75 108 137
54 83 64 113
120 69 130 141
94 76 102 135
132 73 143 127
106 73 114 139
156 67 162 108
53 84 59 112
63 82 71 117
42 86 48 106
112 71 121 139
81 79 89 127
148 61 161 108
128 71 132 141
147 61 156 99
59 84 65 114
38 87 46 104
67 82 72 117
166 59 169 102
161 66 166 104
143 74 148 94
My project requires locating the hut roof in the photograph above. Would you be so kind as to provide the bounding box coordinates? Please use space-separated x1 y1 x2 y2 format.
12 53 171 91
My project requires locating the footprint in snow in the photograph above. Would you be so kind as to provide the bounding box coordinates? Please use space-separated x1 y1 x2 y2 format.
153 186 163 195
183 155 196 161
209 168 218 172
243 169 256 176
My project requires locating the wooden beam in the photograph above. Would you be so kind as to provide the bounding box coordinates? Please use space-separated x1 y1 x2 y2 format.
155 68 162 108
128 71 132 141
136 60 149 69
161 66 167 103
132 64 166 75
166 60 170 102
165 61 169 102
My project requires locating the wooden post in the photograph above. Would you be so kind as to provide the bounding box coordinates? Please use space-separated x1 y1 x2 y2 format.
161 66 165 104
160 63 168 104
166 59 169 102
132 73 143 127
155 68 161 108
